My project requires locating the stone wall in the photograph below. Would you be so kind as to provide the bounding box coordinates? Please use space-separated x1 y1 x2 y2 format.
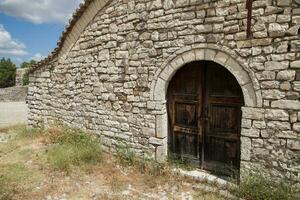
28 0 300 181
0 86 28 102
15 68 27 86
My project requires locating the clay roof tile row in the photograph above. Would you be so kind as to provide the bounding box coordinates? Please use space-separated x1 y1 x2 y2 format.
30 0 94 72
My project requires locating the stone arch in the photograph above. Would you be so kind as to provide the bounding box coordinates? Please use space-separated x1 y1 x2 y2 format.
151 45 262 107
150 44 263 162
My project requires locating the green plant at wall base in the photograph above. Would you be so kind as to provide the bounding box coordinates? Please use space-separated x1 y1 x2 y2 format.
46 127 102 171
115 142 170 178
231 173 300 200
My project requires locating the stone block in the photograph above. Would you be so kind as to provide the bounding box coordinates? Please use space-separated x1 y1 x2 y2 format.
277 70 296 81
142 127 155 137
41 71 50 78
271 100 300 110
149 137 166 146
252 121 266 129
241 119 252 128
269 23 287 37
154 78 166 101
241 128 260 138
225 58 250 85
293 123 300 132
156 145 167 162
156 114 167 138
267 121 291 131
242 107 265 120
116 51 129 59
240 137 251 161
292 81 300 92
252 138 264 148
262 89 285 100
265 109 289 121
291 60 300 68
265 61 289 71
287 140 300 150
276 131 297 139
98 49 110 61
195 24 213 33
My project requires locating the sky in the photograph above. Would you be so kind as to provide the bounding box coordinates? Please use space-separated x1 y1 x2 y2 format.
0 0 83 66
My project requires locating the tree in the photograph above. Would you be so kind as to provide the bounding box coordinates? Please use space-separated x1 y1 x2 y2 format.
21 60 36 85
21 60 36 69
0 58 16 88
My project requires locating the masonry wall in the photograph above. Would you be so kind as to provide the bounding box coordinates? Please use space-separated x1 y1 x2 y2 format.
28 0 300 181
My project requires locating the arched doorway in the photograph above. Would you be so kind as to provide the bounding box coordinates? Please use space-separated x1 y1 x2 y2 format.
167 61 244 177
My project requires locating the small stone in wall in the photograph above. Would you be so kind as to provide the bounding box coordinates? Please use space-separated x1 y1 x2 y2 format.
268 23 287 37
291 60 300 68
277 70 296 81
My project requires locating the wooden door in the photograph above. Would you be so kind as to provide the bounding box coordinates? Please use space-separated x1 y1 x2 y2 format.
204 62 243 176
167 61 243 176
167 62 204 165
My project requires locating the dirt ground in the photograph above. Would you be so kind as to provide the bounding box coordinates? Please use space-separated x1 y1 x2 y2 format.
0 126 227 200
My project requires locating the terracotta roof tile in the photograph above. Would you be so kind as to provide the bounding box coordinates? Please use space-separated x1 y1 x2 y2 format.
30 0 94 72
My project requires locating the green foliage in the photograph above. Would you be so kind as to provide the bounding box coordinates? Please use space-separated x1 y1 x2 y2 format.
22 73 29 86
21 60 36 85
46 127 102 171
0 58 16 88
232 173 300 200
20 60 36 69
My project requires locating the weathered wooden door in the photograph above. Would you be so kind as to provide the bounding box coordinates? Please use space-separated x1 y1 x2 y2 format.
167 61 243 176
167 62 204 165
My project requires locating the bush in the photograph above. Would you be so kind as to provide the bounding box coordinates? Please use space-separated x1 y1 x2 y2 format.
20 60 36 86
0 58 16 88
22 72 29 86
46 127 102 171
232 173 300 200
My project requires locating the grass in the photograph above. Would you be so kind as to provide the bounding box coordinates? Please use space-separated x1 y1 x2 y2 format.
115 142 170 178
45 127 102 171
1 125 298 200
0 163 42 200
231 173 300 200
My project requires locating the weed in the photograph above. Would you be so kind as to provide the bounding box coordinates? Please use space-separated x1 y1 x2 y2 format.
231 173 300 200
0 175 15 200
168 156 196 171
0 163 41 200
115 142 171 180
16 126 43 139
46 127 102 171
109 175 126 193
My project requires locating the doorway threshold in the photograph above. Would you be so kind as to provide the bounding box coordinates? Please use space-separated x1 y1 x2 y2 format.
174 168 237 188
174 168 238 199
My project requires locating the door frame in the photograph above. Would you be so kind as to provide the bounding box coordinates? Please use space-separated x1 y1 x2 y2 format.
167 61 244 175
149 46 262 179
